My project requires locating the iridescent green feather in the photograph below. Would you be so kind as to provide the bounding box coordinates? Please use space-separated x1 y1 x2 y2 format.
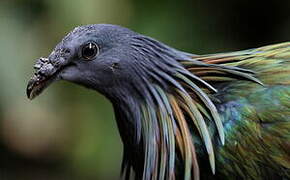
127 42 290 180
182 42 290 179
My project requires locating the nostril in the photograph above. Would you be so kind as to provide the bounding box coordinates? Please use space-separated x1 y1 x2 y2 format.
62 48 71 55
64 49 70 54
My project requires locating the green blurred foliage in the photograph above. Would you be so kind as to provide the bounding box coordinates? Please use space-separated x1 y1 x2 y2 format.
0 0 289 179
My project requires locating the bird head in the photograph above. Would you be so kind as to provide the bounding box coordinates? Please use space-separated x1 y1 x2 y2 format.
27 24 152 99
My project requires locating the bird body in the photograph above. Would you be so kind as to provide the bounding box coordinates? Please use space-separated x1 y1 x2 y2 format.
190 44 290 179
26 24 290 180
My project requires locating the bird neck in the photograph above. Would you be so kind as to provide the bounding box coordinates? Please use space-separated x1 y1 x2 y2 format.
109 81 216 179
101 40 271 179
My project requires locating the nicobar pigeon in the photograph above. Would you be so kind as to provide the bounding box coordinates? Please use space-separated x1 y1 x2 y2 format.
26 24 290 180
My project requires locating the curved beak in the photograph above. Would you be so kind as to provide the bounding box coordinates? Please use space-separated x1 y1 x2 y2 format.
26 57 60 100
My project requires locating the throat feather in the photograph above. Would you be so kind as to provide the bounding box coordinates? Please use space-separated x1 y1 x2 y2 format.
119 44 264 180
120 76 224 180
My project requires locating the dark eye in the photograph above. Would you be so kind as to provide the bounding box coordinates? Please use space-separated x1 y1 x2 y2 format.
81 42 99 60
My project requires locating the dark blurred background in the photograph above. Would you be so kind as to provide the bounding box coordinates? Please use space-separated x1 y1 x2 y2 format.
0 0 289 179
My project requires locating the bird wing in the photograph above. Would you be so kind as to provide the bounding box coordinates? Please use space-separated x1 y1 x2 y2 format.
179 42 290 179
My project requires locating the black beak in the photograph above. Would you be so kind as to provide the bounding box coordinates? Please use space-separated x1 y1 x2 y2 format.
26 57 59 100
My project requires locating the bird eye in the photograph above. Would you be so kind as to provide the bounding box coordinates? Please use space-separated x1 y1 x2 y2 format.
81 42 99 60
